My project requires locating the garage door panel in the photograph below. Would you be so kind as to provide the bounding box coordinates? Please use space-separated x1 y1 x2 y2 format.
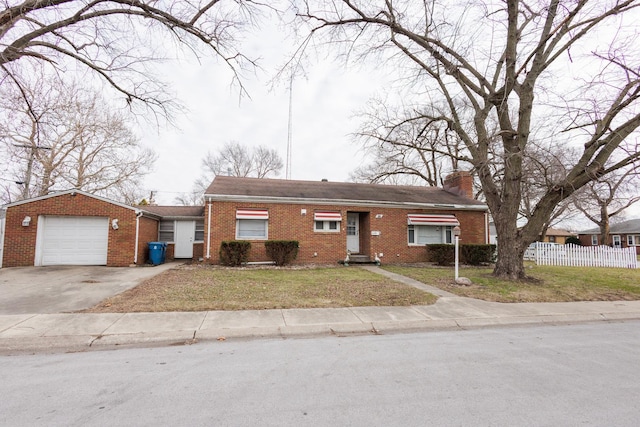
39 216 109 266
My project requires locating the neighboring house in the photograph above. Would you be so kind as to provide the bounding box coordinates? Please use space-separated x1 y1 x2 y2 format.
0 171 490 267
539 228 576 244
1 190 160 268
202 172 489 264
578 219 640 254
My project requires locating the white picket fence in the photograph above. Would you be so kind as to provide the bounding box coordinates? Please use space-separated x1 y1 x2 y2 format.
525 242 638 268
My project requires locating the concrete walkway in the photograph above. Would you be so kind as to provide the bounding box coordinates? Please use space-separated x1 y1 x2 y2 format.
1 266 640 355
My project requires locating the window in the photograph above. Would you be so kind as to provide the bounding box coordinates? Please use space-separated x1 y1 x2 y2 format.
159 220 174 242
408 225 453 245
591 235 598 245
314 211 341 233
194 220 205 242
235 209 269 240
627 235 640 246
548 236 556 243
236 219 267 239
315 220 340 232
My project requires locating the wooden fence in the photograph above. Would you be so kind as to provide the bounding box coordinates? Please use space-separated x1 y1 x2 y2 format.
525 242 638 268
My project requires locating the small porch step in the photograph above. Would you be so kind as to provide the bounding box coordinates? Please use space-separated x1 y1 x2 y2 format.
341 254 381 265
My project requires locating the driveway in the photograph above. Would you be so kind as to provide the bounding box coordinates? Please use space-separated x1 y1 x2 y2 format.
0 263 178 315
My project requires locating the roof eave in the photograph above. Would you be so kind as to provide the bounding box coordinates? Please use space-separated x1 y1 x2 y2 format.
204 194 488 211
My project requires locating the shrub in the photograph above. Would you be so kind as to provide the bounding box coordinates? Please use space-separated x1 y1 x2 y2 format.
565 236 582 245
460 244 496 265
426 244 455 266
265 240 299 266
219 241 251 266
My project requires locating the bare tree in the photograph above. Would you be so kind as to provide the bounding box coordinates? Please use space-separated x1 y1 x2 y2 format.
175 141 283 205
574 166 640 245
0 78 156 204
294 1 640 279
0 0 268 117
351 100 465 186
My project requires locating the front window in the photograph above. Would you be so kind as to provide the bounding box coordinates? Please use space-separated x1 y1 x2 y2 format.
236 219 268 240
591 235 598 245
194 220 205 242
315 220 340 232
613 235 622 248
159 220 174 242
408 225 453 245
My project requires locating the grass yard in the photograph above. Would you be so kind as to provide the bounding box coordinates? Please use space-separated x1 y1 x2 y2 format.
83 264 437 313
384 264 640 303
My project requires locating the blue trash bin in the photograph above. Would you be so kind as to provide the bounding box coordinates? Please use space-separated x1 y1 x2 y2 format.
148 242 165 265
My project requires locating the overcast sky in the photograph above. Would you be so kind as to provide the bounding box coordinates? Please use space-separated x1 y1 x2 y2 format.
139 18 393 205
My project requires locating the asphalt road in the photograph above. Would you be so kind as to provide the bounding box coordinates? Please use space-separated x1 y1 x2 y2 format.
2 321 640 426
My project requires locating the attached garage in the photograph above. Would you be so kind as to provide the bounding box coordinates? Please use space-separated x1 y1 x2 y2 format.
36 216 109 266
1 190 160 268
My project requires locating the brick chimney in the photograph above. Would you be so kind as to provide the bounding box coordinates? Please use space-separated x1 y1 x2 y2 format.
444 171 474 199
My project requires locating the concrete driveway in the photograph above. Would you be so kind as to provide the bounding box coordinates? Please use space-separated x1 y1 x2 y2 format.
0 263 178 315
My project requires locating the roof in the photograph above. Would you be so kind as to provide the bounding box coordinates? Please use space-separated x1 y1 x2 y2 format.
544 228 575 237
2 189 159 218
579 218 640 235
205 176 487 210
142 206 204 218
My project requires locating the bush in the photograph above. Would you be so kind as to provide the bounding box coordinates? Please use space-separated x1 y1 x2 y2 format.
565 236 582 245
460 244 496 265
426 244 455 266
219 241 251 266
265 240 299 266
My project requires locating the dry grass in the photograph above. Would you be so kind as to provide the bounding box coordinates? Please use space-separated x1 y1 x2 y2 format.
384 264 640 303
83 264 437 312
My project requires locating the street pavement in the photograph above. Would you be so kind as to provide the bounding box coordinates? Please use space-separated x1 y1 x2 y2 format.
1 265 640 355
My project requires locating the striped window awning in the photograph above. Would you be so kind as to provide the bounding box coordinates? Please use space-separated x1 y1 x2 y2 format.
314 211 342 221
236 209 269 220
407 214 460 226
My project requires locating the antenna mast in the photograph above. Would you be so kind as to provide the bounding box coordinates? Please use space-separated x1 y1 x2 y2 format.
286 73 293 180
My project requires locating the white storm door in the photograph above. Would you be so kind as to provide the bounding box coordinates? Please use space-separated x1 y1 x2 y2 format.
346 213 360 253
174 221 195 258
37 216 108 266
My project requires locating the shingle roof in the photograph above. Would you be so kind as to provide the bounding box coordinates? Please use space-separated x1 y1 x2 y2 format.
142 205 204 218
545 228 575 237
205 176 487 209
579 218 640 234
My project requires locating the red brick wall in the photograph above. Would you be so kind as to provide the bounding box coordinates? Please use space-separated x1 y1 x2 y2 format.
137 216 160 264
204 201 488 265
2 193 152 267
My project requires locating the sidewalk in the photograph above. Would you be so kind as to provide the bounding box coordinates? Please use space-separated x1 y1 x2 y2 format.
2 266 640 354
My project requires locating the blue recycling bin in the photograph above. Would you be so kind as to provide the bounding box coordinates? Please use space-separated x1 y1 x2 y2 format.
148 242 167 265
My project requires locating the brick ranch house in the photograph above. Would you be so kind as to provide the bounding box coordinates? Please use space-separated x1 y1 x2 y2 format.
202 172 489 264
578 218 640 255
0 171 489 267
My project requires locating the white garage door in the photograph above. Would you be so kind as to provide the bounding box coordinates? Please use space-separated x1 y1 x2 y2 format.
37 216 109 266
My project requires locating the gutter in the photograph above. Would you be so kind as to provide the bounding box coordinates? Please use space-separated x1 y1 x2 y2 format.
134 211 143 265
204 194 488 211
206 200 212 259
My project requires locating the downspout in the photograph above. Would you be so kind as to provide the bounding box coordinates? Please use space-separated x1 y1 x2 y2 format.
206 199 212 259
485 212 489 244
134 211 143 265
0 211 5 269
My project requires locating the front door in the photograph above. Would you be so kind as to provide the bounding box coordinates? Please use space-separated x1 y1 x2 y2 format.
174 221 195 258
346 213 359 253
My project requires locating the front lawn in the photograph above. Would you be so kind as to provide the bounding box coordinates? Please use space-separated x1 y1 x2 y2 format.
83 264 437 312
383 264 640 303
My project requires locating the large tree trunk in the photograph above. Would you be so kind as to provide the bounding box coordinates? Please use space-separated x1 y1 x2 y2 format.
492 216 528 280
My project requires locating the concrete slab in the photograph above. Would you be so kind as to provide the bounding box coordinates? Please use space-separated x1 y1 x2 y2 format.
282 308 363 326
0 263 179 314
103 312 207 334
0 314 36 332
413 297 496 319
91 331 198 348
0 313 123 338
349 306 429 322
200 309 285 330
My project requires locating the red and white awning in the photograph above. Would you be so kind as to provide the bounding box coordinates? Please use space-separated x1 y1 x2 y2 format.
407 214 459 226
236 209 269 220
314 211 342 221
